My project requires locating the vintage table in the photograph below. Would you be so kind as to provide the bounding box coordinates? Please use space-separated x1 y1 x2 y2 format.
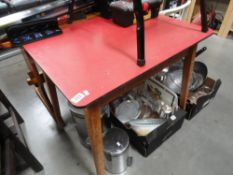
23 16 213 175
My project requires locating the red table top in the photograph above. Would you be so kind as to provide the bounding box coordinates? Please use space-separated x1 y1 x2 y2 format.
24 16 213 107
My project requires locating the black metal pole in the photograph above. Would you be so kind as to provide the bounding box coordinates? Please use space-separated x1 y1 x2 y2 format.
200 0 208 32
133 0 145 66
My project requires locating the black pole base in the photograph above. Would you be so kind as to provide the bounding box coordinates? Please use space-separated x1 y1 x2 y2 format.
201 27 209 33
137 59 145 66
200 0 208 33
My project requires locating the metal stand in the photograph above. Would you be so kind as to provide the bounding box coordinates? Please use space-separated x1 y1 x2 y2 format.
200 0 208 32
133 0 145 67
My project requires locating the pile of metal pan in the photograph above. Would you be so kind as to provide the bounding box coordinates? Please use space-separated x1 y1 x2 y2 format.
111 78 179 137
108 46 221 157
155 60 208 94
154 46 222 119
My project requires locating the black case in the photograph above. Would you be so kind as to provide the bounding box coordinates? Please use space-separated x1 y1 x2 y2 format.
111 9 134 27
96 0 114 18
6 18 62 47
110 110 186 157
110 1 162 27
185 77 222 120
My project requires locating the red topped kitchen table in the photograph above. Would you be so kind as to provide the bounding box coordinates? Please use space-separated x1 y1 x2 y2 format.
23 16 213 175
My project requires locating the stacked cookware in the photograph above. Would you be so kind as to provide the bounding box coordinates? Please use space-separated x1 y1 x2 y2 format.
154 47 221 119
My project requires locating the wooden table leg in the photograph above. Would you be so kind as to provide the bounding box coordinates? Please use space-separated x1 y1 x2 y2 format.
218 0 233 38
85 105 105 175
23 50 65 129
179 45 197 109
34 86 54 117
43 74 65 129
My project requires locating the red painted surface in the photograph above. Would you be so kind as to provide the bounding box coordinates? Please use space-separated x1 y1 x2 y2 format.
24 16 213 107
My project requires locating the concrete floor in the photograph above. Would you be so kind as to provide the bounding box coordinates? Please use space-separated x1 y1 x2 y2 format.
0 35 233 175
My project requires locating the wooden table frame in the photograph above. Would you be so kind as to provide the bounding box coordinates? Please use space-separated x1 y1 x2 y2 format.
23 51 65 129
23 44 197 175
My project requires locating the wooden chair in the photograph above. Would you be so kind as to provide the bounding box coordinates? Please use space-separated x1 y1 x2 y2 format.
159 0 192 20
0 90 43 175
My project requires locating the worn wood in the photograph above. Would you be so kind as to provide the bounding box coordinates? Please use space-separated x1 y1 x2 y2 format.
230 22 233 32
23 51 43 86
27 72 45 86
0 90 24 124
0 112 11 121
43 73 65 129
185 0 196 22
23 50 54 116
218 0 233 38
179 45 197 109
23 50 65 128
0 117 43 172
4 139 16 175
85 105 105 175
14 136 44 172
34 87 54 117
10 109 27 146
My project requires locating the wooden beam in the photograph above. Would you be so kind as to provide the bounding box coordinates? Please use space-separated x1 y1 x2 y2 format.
230 22 233 32
85 105 105 175
179 45 197 109
43 73 65 129
23 49 65 129
3 139 16 175
218 0 233 38
185 0 197 22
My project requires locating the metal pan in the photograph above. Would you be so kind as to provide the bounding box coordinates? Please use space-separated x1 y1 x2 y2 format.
163 61 208 94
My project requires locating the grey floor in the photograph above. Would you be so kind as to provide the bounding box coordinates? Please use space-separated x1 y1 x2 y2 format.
0 35 233 175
